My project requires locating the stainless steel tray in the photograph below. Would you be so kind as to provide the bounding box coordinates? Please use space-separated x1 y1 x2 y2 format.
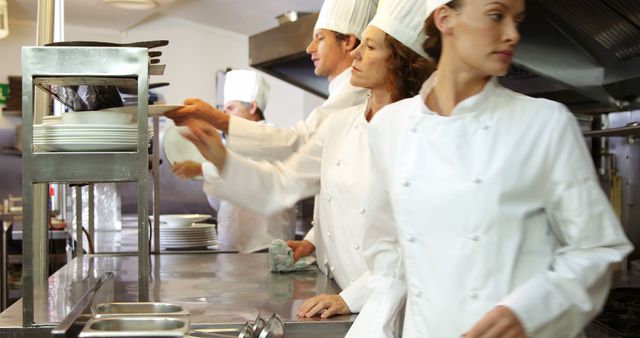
92 302 190 318
79 316 189 337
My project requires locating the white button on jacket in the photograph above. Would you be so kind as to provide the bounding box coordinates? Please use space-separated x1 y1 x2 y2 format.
347 74 633 338
202 103 376 313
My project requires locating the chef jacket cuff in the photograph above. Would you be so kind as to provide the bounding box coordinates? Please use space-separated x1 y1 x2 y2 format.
303 226 316 247
339 273 371 313
201 162 221 181
496 275 570 336
226 115 252 152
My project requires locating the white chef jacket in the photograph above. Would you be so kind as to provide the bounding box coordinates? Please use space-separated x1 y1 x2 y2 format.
215 199 296 253
202 103 374 312
347 74 633 338
226 68 369 161
205 122 297 253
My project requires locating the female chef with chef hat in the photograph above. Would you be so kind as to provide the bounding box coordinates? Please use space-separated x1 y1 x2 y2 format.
347 0 633 337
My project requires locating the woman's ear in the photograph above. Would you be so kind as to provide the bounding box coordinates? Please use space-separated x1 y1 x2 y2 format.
434 6 454 36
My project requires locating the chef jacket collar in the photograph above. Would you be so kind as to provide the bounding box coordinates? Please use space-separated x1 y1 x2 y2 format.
329 67 352 95
418 72 498 117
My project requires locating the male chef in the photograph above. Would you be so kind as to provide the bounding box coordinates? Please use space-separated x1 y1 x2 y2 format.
171 70 296 253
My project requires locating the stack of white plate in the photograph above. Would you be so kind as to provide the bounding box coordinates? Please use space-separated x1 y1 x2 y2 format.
160 223 218 249
33 124 151 152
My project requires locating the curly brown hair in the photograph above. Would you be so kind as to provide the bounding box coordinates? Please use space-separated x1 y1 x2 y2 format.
423 0 462 64
384 34 435 102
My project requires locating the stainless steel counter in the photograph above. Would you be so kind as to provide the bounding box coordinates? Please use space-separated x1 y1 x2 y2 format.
0 253 355 337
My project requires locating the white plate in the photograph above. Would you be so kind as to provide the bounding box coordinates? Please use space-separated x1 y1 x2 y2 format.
34 143 138 152
160 239 219 249
35 123 139 129
162 125 208 174
159 223 215 230
62 110 133 125
154 214 212 227
103 104 185 117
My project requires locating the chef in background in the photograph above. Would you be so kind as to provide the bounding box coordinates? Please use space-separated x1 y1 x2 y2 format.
171 70 296 253
347 0 634 337
166 0 376 261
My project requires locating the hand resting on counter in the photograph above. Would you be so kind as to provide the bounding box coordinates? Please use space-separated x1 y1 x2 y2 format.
297 294 351 319
287 240 316 262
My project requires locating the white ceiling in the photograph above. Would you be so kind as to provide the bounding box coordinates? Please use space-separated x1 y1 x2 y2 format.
7 0 323 35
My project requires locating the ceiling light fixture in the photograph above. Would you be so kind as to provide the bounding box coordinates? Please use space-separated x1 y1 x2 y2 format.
104 0 158 10
0 0 8 39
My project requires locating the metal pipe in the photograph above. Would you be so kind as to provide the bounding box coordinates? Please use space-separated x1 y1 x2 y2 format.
152 116 160 253
23 0 60 326
75 186 83 258
1 221 8 311
88 183 94 252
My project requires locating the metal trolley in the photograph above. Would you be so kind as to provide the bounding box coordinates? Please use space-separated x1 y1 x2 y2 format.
21 46 158 326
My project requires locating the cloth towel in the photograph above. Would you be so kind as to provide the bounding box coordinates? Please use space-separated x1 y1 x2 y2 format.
269 239 316 272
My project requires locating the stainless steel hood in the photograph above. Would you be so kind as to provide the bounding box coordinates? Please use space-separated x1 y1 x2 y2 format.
250 13 329 98
500 0 640 113
250 1 640 112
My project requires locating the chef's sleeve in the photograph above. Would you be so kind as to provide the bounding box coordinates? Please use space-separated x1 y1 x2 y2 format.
339 271 371 313
496 103 633 337
201 120 329 216
226 104 334 162
345 122 406 338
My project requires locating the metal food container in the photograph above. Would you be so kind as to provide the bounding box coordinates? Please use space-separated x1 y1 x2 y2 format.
92 302 189 318
78 317 189 337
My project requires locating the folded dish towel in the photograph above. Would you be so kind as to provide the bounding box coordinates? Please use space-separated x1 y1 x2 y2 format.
269 239 316 272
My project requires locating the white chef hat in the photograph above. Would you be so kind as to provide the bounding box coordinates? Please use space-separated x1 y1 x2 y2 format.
314 0 378 39
223 70 270 112
369 0 428 58
426 0 451 18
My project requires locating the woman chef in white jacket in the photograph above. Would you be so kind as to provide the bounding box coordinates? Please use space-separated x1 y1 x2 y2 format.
166 0 375 262
177 0 434 320
347 0 633 337
172 70 296 253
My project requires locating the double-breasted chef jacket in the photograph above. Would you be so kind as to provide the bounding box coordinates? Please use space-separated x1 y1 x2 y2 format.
202 102 376 312
346 73 633 338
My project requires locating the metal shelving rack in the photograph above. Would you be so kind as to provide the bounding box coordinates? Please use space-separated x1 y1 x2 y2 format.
21 46 153 326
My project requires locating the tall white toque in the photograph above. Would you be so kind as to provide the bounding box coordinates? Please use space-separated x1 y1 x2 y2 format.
223 70 270 112
314 0 378 39
369 0 429 58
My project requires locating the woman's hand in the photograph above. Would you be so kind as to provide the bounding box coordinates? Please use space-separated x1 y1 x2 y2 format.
170 160 203 179
297 294 351 318
165 98 230 133
463 306 526 338
180 120 227 171
286 240 316 261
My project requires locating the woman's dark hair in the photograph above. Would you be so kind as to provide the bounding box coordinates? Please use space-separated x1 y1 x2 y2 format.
384 34 435 102
423 0 462 64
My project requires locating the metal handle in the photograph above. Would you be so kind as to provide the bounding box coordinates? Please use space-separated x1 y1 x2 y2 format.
51 271 115 338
